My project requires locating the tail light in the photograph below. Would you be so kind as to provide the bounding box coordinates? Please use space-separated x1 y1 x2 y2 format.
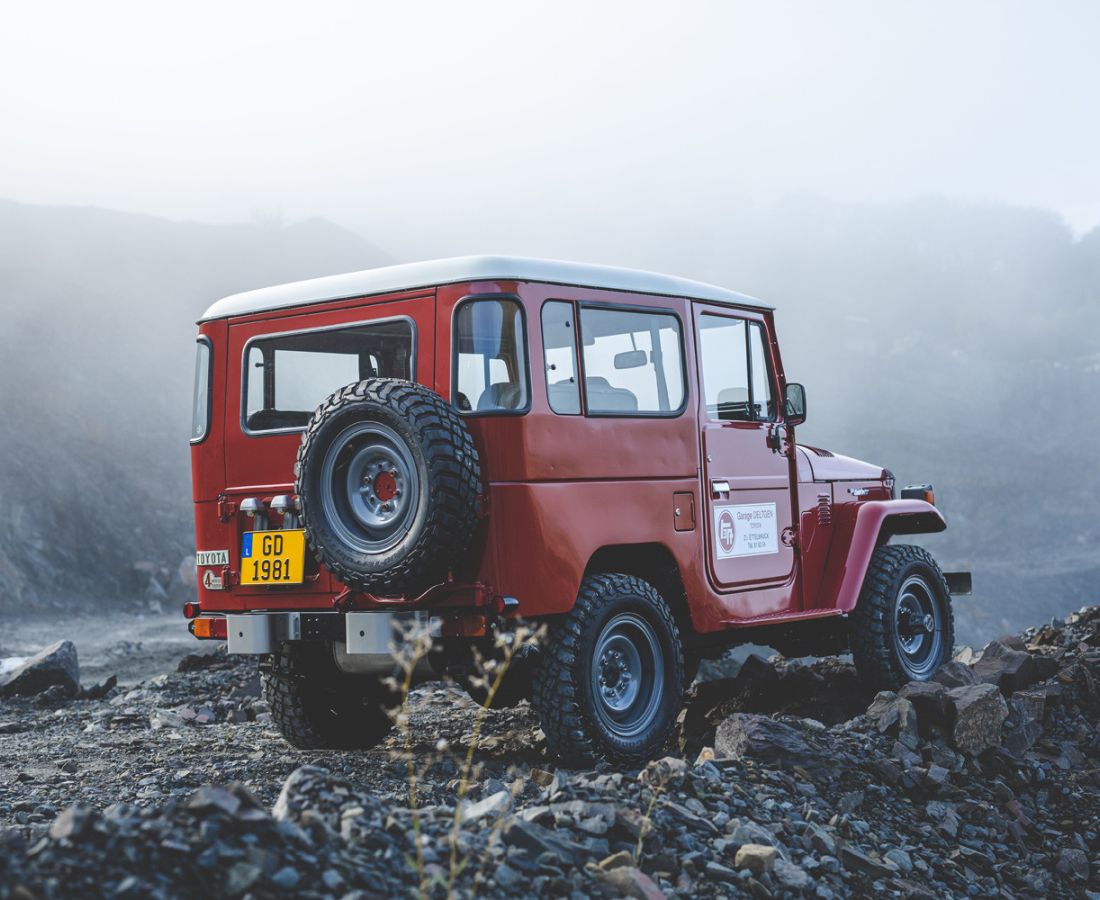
189 617 228 640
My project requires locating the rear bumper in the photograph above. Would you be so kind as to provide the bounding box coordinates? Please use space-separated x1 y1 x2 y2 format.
225 610 422 669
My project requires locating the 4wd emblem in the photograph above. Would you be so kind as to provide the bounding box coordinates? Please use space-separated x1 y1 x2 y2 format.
195 549 229 567
202 569 225 591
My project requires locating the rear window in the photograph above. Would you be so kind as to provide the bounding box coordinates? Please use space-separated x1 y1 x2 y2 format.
578 307 685 415
243 319 414 433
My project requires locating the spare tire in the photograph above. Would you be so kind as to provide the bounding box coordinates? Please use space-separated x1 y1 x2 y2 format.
296 378 481 596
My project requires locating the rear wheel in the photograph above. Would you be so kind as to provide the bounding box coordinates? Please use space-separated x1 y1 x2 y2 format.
851 544 954 692
533 574 684 767
261 642 394 750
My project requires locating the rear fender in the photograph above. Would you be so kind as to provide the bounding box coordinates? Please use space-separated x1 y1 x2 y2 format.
818 500 946 614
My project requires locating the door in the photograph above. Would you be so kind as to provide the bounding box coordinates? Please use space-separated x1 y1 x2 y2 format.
694 306 798 603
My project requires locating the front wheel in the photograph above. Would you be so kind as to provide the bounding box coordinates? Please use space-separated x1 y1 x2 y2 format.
533 574 684 767
850 544 954 692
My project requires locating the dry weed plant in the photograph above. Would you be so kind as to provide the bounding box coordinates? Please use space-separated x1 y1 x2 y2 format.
384 619 544 900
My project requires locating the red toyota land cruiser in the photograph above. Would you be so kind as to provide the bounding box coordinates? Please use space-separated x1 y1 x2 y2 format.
189 256 969 765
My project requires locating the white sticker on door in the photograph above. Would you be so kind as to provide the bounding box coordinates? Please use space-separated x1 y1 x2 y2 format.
713 503 779 558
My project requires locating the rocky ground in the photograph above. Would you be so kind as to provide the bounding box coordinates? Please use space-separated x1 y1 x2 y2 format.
3 608 1100 898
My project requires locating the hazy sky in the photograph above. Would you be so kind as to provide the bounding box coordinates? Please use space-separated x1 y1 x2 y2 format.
3 1 1099 258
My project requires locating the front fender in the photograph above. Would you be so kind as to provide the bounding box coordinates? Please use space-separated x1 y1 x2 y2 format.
819 500 946 614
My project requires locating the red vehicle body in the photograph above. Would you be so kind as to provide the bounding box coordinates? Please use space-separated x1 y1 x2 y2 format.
189 257 966 763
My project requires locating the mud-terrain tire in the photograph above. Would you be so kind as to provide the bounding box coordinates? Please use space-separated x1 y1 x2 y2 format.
261 642 394 750
459 644 537 709
851 544 954 693
296 378 481 596
533 574 684 767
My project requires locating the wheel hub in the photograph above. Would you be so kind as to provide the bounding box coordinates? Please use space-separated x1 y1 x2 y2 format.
372 470 398 502
892 574 944 678
591 612 665 737
319 421 420 554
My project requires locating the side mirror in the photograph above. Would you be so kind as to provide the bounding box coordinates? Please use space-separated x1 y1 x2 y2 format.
784 383 807 426
613 350 647 370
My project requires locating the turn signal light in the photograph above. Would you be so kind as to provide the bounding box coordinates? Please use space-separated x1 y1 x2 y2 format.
189 617 228 640
901 484 936 506
440 613 489 638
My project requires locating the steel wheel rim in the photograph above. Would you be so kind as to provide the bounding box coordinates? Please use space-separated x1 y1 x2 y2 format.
319 421 420 553
591 612 665 740
893 574 943 678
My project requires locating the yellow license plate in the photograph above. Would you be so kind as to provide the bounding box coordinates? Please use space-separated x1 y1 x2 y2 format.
240 529 306 585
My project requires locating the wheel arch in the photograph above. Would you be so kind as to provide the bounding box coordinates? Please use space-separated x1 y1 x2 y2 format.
583 542 697 640
818 499 946 614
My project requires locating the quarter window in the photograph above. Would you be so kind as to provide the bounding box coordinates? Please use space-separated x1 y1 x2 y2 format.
453 298 529 414
699 315 774 421
578 307 685 415
541 301 580 414
243 320 413 433
191 339 212 442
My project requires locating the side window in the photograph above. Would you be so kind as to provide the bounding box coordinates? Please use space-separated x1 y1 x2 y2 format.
699 314 773 421
191 338 212 442
243 319 413 433
541 301 580 414
453 298 529 414
748 322 775 419
579 307 685 415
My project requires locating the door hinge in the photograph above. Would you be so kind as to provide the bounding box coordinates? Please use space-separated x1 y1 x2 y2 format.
217 495 237 522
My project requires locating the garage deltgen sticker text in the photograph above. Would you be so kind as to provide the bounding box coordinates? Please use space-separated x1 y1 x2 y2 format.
713 502 779 558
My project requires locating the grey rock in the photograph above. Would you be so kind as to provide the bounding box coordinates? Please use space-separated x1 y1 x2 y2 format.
0 641 79 698
715 713 810 763
1057 848 1089 881
774 857 811 888
932 660 978 689
883 848 913 874
946 683 1008 754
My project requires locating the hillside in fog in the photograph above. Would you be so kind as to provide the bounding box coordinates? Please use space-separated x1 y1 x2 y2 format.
0 196 1097 644
0 199 390 615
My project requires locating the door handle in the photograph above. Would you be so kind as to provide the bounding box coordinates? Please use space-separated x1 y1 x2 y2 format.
711 479 730 495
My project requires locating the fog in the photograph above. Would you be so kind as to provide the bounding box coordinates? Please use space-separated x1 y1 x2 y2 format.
1 3 1098 643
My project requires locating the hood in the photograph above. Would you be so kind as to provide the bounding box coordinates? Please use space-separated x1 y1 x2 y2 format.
797 445 886 482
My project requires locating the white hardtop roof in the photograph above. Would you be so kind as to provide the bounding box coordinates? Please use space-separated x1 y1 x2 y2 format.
200 255 770 321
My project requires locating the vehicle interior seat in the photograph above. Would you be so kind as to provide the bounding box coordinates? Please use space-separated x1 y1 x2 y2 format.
477 382 523 411
585 376 638 412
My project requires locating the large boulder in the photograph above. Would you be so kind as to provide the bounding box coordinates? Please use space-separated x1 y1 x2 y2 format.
899 681 950 735
973 639 1039 694
0 641 79 698
946 683 1008 754
932 661 978 689
715 713 811 763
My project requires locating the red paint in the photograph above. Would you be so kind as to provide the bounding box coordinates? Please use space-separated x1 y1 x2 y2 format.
372 471 398 502
191 276 951 640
